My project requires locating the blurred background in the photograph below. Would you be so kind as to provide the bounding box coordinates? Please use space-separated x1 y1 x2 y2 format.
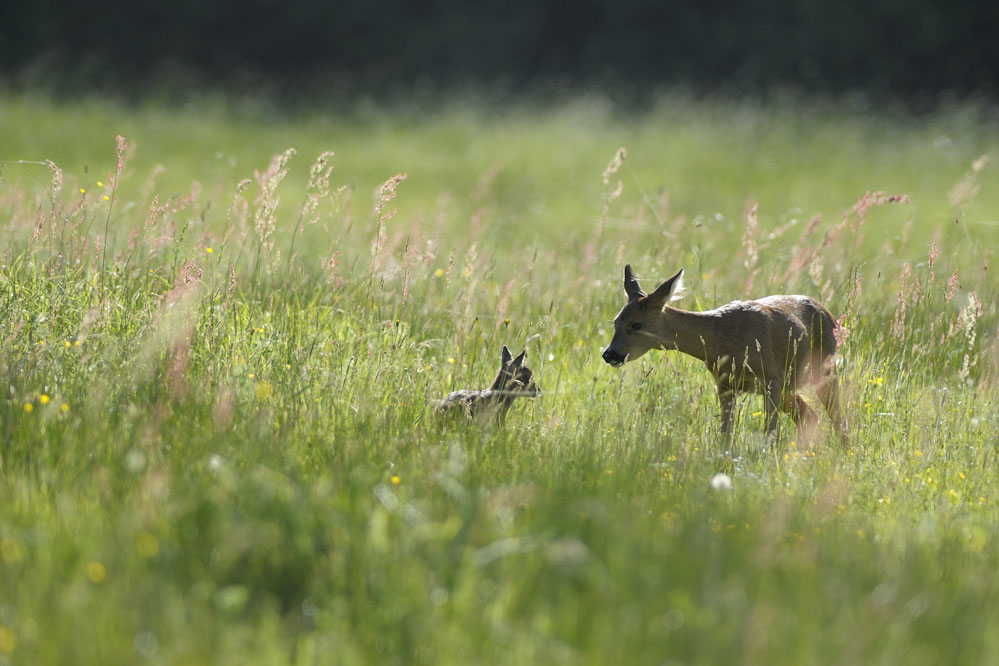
2 0 996 105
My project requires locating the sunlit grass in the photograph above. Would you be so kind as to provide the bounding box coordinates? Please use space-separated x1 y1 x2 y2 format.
0 93 997 665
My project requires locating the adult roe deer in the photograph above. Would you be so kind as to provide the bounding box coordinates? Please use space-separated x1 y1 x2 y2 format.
436 345 540 421
601 265 847 443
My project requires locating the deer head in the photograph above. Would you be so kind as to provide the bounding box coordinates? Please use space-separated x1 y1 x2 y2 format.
491 345 540 398
602 265 685 366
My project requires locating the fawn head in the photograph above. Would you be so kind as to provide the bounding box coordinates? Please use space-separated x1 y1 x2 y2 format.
492 345 540 398
602 265 685 366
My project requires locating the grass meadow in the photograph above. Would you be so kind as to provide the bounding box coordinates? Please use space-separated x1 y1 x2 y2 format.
1 92 998 665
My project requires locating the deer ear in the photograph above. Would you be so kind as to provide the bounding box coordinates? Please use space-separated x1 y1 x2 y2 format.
512 350 526 368
501 345 513 365
647 269 686 307
624 264 646 302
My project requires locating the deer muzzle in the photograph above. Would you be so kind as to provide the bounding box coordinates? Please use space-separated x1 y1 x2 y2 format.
602 348 626 367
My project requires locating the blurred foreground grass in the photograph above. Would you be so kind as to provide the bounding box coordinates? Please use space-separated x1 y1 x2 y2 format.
0 93 998 665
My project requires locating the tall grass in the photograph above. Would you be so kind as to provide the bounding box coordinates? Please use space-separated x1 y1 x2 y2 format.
0 94 997 665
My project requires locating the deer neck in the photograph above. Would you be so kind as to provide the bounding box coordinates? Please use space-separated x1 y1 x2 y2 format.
655 306 719 362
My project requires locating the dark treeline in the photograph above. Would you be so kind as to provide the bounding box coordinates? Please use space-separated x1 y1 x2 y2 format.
2 0 996 102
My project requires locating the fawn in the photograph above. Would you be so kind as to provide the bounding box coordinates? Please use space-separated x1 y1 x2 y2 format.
436 345 540 421
602 265 847 443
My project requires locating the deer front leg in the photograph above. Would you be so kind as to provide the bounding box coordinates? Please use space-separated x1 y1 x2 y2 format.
816 370 849 446
717 385 735 437
764 380 781 441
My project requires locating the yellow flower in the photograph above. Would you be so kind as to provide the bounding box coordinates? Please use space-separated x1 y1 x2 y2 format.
0 538 21 564
447 357 455 364
23 403 33 413
254 381 273 400
0 625 15 655
61 403 69 413
103 195 110 201
390 475 401 486
86 561 107 584
79 188 86 194
40 394 50 405
97 181 104 187
135 532 159 559
434 268 444 277
206 247 214 254
64 340 72 348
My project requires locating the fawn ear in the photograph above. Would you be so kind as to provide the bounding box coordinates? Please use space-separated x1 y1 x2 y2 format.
501 345 513 365
512 350 526 368
647 269 686 308
624 264 646 302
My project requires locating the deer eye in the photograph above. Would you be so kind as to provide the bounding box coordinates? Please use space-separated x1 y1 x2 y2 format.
629 322 643 332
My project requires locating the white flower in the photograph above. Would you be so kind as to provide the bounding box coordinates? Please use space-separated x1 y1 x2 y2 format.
709 473 733 491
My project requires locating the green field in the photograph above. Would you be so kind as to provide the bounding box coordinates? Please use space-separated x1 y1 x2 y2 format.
1 93 998 665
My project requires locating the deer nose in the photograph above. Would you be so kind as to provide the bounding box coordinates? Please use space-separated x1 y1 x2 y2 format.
602 348 625 366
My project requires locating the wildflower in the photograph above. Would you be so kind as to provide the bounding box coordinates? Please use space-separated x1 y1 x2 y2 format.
64 340 72 348
97 181 104 188
86 561 107 584
103 195 110 201
79 188 86 194
206 247 214 254
0 626 15 654
710 473 733 491
61 403 69 413
254 381 273 400
23 403 33 413
0 537 21 563
390 475 401 486
447 357 455 364
434 269 444 277
135 532 160 559
39 394 50 405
